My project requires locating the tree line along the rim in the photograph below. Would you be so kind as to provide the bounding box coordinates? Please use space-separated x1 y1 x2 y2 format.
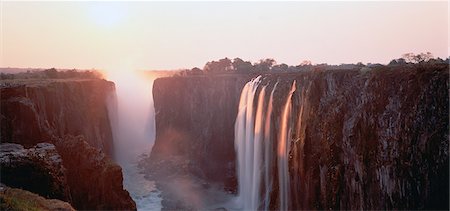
178 52 449 76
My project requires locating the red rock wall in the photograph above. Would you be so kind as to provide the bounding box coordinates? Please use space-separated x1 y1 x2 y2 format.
0 79 136 210
150 64 449 210
0 79 115 156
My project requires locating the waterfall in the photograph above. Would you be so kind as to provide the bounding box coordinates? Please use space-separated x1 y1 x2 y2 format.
278 80 296 210
235 75 262 210
252 85 266 209
263 81 278 210
235 76 296 210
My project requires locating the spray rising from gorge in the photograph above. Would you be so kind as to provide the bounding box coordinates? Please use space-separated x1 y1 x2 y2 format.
106 70 162 210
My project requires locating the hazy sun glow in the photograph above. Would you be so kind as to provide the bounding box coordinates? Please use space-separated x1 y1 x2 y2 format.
87 3 128 28
1 1 448 70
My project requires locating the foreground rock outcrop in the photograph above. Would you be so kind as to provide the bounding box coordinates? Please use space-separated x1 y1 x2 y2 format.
0 143 70 201
0 184 75 211
149 64 449 210
55 135 136 210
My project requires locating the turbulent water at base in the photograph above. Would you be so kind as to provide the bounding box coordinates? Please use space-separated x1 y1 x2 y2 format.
234 76 296 210
107 73 162 211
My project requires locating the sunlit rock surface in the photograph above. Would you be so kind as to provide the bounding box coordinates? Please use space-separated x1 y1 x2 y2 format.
150 64 448 210
286 66 448 210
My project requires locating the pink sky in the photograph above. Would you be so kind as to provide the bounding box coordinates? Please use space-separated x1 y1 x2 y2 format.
1 1 448 71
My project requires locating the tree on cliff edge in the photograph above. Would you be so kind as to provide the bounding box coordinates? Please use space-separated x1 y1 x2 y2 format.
204 58 233 73
232 58 253 73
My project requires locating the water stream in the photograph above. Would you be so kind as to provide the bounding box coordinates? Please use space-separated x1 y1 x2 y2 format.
107 71 162 210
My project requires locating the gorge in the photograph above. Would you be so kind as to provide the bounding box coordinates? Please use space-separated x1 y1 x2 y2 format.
148 63 448 210
0 62 448 210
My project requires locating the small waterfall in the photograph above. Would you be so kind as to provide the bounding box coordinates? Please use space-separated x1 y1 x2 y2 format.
235 76 296 210
278 81 296 210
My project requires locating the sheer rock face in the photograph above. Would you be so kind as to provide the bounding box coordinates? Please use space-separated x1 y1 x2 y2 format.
0 79 115 157
150 65 448 210
149 75 253 189
285 67 449 210
54 136 136 210
0 79 136 210
0 143 71 202
0 184 75 211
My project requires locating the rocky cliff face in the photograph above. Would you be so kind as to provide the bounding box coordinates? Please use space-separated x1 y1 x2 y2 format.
150 75 253 186
150 64 448 210
0 79 135 210
0 143 70 202
286 66 448 210
55 135 136 210
0 79 114 156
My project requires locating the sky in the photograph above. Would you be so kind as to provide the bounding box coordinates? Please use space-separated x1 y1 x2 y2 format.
1 1 448 71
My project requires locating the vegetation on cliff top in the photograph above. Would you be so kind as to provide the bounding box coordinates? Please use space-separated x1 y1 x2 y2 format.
176 52 449 76
0 68 103 80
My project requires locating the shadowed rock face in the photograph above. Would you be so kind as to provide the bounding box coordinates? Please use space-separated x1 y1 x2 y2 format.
150 64 448 210
0 79 136 210
0 143 70 202
0 79 115 156
149 75 253 189
54 135 136 210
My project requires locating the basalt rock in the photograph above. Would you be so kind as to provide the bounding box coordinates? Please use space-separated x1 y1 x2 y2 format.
0 79 135 210
54 135 136 210
0 79 115 156
0 143 70 202
150 64 448 210
149 74 254 189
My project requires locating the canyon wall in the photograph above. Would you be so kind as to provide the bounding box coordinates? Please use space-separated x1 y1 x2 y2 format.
1 79 114 156
150 64 449 210
285 66 448 210
0 79 136 210
150 75 252 187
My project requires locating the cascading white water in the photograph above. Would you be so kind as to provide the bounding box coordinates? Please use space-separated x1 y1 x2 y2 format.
252 84 266 209
263 81 278 210
235 75 261 210
278 81 296 211
235 76 296 210
106 70 162 210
